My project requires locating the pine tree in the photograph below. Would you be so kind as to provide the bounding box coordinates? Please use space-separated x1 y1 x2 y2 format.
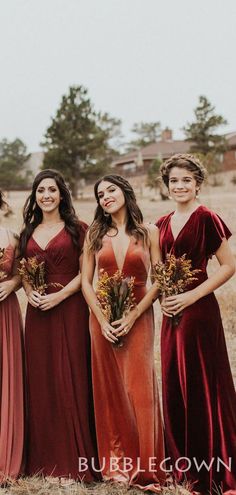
184 95 227 154
42 86 121 198
0 138 30 189
183 96 228 176
127 121 161 151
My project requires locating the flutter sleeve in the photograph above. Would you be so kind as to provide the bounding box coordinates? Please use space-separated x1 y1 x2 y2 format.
155 216 166 229
205 210 232 258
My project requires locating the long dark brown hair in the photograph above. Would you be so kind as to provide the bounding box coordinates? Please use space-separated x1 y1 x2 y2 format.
88 174 148 252
19 169 81 257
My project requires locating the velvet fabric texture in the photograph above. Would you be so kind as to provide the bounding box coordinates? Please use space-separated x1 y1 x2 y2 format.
156 205 236 494
25 224 100 481
0 238 24 483
90 235 165 492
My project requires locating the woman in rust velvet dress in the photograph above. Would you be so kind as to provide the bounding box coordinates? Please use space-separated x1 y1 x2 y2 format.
0 193 24 483
19 170 99 482
82 175 165 492
157 154 236 494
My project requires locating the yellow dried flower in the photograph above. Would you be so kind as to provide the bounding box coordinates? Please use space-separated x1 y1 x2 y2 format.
18 256 63 295
96 269 136 347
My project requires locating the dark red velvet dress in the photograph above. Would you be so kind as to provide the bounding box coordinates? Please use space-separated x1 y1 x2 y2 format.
156 205 236 494
25 224 100 481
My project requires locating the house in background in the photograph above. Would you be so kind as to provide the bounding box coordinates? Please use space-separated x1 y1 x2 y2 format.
111 129 190 176
112 129 236 176
25 131 236 182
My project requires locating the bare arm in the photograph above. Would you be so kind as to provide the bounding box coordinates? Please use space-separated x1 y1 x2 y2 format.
162 238 235 315
81 235 118 344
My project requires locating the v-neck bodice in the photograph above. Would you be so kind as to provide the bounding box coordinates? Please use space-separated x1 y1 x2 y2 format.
109 235 132 272
156 205 232 277
96 235 151 300
32 227 65 252
26 223 87 287
169 206 201 242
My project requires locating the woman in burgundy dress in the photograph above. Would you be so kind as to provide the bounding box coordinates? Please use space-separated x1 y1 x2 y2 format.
156 154 236 494
19 170 99 483
82 175 165 492
0 192 24 484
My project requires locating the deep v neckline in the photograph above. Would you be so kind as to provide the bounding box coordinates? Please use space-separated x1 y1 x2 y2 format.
169 206 201 243
32 227 65 252
108 235 132 272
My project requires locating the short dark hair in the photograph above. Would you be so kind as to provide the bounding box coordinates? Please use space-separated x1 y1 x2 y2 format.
160 153 207 188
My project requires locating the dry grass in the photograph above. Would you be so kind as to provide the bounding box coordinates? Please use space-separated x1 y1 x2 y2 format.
0 476 193 495
0 173 235 494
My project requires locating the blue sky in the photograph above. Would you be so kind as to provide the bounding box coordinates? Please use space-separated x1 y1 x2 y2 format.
0 0 236 151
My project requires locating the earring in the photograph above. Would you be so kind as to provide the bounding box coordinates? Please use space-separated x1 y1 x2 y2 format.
196 189 200 199
103 211 110 217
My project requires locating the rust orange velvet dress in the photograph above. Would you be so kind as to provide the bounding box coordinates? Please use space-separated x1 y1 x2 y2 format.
156 205 236 494
24 224 100 481
90 235 165 492
0 230 24 483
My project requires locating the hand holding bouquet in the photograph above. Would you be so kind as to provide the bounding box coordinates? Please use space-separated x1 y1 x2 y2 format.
18 256 63 296
153 253 201 327
96 269 136 347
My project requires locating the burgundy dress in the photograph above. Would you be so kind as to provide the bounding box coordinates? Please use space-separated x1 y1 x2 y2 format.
0 230 24 483
156 205 236 494
90 235 165 492
25 224 100 481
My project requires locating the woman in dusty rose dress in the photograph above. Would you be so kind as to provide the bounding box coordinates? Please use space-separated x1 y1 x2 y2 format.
19 170 99 483
157 154 236 494
0 191 24 484
82 174 165 492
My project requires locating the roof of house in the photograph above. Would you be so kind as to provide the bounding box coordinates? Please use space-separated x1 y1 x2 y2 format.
113 132 236 167
225 132 236 147
112 139 191 167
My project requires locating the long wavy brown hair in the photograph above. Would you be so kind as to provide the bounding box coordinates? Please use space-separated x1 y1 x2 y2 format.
88 174 148 252
19 169 82 257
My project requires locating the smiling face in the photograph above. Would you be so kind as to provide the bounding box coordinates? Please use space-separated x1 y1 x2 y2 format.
35 178 61 213
97 180 126 215
168 167 199 205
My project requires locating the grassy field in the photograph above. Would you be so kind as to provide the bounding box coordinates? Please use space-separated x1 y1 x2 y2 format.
0 176 235 495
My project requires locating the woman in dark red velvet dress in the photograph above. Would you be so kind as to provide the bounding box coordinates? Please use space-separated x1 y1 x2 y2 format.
157 154 236 494
19 170 99 483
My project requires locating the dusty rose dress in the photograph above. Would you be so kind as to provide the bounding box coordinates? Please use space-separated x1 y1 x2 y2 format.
0 228 24 483
156 205 236 494
90 235 165 492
